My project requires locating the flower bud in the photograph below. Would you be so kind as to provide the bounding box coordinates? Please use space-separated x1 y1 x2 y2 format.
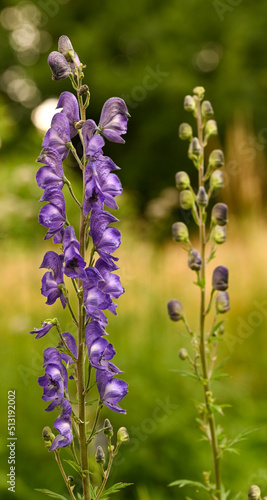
190 137 201 156
175 171 191 191
213 225 226 244
42 426 55 449
210 170 224 191
95 446 105 464
78 84 89 96
205 120 218 138
180 190 194 210
179 123 193 141
201 100 214 119
104 418 113 438
188 249 202 271
193 86 205 99
179 348 188 360
167 299 184 321
67 476 74 485
211 203 228 226
75 120 85 130
216 291 230 314
212 266 229 291
208 149 224 169
117 427 130 444
196 186 208 207
58 35 74 59
248 486 261 500
172 222 189 243
48 51 71 81
184 95 195 112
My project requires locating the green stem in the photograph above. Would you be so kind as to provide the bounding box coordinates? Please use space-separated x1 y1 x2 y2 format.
54 450 77 500
196 98 221 500
95 445 119 500
64 177 82 208
87 401 103 445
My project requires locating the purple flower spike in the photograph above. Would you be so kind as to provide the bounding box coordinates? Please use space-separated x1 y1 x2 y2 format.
57 92 80 138
43 113 71 161
36 148 64 190
48 51 71 81
49 398 73 451
30 321 54 339
96 370 128 414
98 97 129 143
212 266 229 291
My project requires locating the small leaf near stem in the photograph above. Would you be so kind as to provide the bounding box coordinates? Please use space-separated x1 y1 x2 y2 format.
64 177 82 209
87 401 103 445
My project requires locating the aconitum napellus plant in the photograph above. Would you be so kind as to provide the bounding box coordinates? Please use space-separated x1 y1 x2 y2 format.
30 36 131 500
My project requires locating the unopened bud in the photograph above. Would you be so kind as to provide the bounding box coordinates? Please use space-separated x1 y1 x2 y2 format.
172 222 189 243
78 84 89 96
190 137 201 156
218 325 224 335
42 426 55 449
95 446 105 464
212 266 229 291
58 35 74 60
248 485 261 500
179 123 193 141
117 427 129 444
167 299 184 321
180 190 194 210
210 170 224 191
193 86 205 99
211 203 228 226
201 100 214 119
179 348 188 360
205 120 218 138
48 51 71 81
104 418 113 438
208 149 224 169
213 225 226 244
75 120 85 130
184 95 195 112
196 186 208 207
175 171 191 191
188 249 202 271
216 291 230 314
67 476 74 485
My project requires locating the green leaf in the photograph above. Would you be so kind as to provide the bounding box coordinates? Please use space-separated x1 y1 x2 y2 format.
170 369 199 380
207 250 216 263
168 479 209 491
90 483 98 499
97 482 133 499
210 320 224 336
35 489 69 500
194 277 205 289
64 459 91 477
85 398 99 406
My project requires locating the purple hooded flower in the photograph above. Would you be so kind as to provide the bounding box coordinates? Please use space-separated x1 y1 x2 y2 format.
63 226 86 279
212 266 229 291
61 332 78 360
83 267 112 324
49 398 73 451
96 370 128 414
36 148 64 190
40 251 67 309
82 126 105 159
87 336 120 373
95 258 124 299
43 113 71 161
89 210 121 263
57 91 80 139
98 98 129 143
38 347 68 411
48 51 71 81
30 321 54 339
39 187 66 242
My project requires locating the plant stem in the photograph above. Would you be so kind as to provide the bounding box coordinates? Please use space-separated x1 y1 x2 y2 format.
196 98 221 500
95 445 119 500
54 450 77 500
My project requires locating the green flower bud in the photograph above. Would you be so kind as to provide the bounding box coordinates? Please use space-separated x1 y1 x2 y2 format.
190 137 201 156
179 123 193 141
248 486 261 500
42 426 55 449
184 95 195 112
193 86 205 100
117 427 130 444
104 418 113 438
172 222 189 243
180 190 194 210
213 225 226 244
175 171 191 191
211 203 228 226
196 186 208 207
179 348 188 360
201 100 214 119
167 299 184 321
210 170 224 191
208 149 224 169
67 476 74 485
216 291 230 314
95 446 105 464
205 120 218 138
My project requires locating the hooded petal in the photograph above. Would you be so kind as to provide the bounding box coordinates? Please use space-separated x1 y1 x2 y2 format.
57 91 79 138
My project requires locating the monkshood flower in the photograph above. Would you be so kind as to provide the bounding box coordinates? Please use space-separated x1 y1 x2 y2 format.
38 187 66 242
42 113 71 161
40 251 67 309
56 91 79 139
63 226 86 279
96 370 128 414
82 97 129 144
38 347 68 411
83 267 112 324
36 148 64 190
86 336 121 374
30 321 54 339
211 203 228 226
48 51 71 81
212 266 229 291
188 249 202 271
167 299 184 321
49 398 73 451
95 258 124 299
89 210 121 264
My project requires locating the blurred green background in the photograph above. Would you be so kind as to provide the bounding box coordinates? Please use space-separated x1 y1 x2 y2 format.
1 0 267 499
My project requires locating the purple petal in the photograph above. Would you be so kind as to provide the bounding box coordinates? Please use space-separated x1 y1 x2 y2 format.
30 321 54 339
62 332 77 359
48 51 71 80
57 91 79 138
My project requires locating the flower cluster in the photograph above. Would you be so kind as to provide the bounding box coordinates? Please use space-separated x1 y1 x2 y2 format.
30 36 129 455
